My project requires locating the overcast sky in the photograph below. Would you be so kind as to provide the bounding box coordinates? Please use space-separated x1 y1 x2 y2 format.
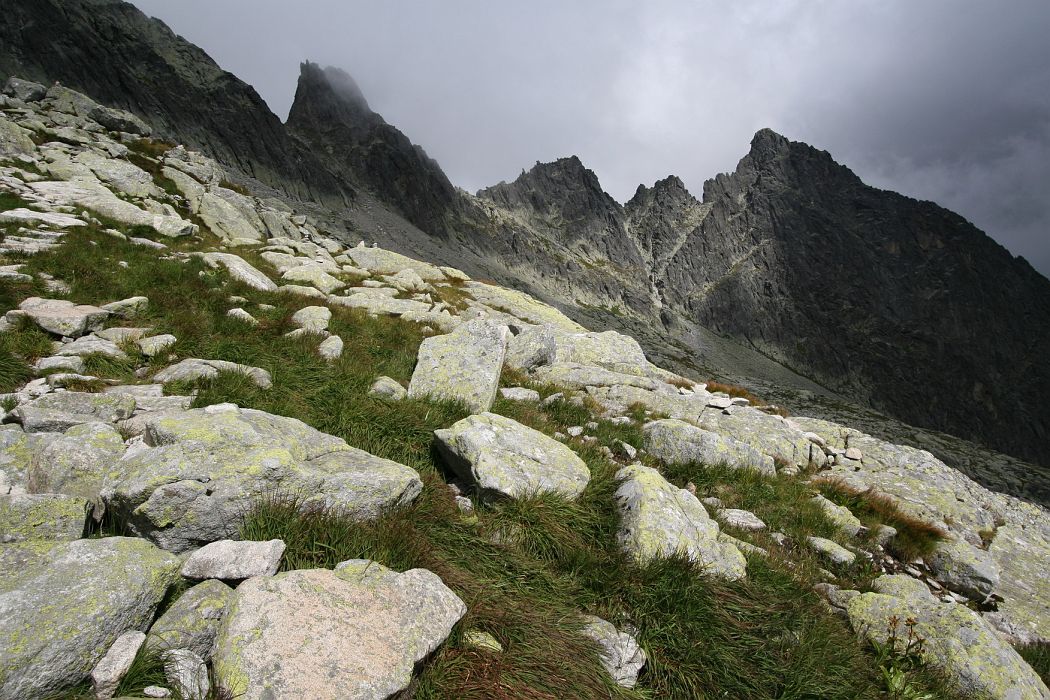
130 0 1050 277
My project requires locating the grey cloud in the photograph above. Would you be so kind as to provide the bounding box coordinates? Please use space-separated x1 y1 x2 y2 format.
131 0 1050 276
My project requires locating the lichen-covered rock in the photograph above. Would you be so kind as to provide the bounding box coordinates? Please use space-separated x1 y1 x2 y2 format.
317 334 343 361
810 494 863 537
614 463 746 580
153 358 272 389
329 290 433 317
983 524 1050 644
580 615 646 688
26 422 127 499
181 539 285 580
500 387 541 402
145 579 232 659
807 536 856 565
462 285 585 331
434 412 590 500
718 508 766 531
847 574 1050 700
927 535 1001 601
697 406 825 469
92 630 146 700
138 334 177 358
531 363 667 392
212 562 466 700
55 334 127 359
643 419 775 475
0 537 180 700
0 492 88 541
197 193 264 243
162 649 209 700
9 391 136 432
17 297 109 337
346 246 447 281
408 320 510 413
103 404 423 552
196 253 276 291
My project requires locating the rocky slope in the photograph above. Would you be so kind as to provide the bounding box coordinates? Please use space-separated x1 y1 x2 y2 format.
1 83 1049 698
0 0 349 204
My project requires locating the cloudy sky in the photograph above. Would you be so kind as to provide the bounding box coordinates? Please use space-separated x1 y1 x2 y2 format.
130 0 1050 277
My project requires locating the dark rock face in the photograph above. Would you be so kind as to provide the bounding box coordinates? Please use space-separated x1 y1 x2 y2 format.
656 129 1050 465
286 62 458 237
0 0 347 204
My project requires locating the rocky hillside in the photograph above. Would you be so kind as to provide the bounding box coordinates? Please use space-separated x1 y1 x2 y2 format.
1 78 1049 699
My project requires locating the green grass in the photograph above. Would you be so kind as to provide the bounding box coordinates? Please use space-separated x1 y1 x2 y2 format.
7 223 960 699
1018 643 1050 685
0 191 30 212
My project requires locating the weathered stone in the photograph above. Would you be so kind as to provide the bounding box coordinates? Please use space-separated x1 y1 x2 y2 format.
462 285 584 331
926 535 1000 601
181 539 285 580
346 246 447 281
74 151 159 198
88 104 151 136
810 494 864 537
643 419 776 475
137 334 177 358
463 629 503 653
698 406 824 469
95 327 153 343
983 524 1050 644
848 574 1049 699
282 264 345 293
197 192 263 243
212 562 466 700
28 180 195 238
197 253 276 292
0 538 180 700
329 290 433 317
0 492 88 542
368 376 406 400
499 387 541 402
435 412 590 501
225 308 258 326
145 579 232 659
35 355 86 374
276 284 327 300
317 334 343 361
531 362 666 392
26 421 127 500
408 320 509 412
291 305 331 332
3 77 47 102
614 463 746 580
162 649 208 700
807 536 856 565
718 508 766 531
55 334 127 359
0 207 85 228
91 630 146 700
103 405 422 552
580 615 646 688
17 297 109 337
10 392 136 431
101 296 149 319
154 358 272 389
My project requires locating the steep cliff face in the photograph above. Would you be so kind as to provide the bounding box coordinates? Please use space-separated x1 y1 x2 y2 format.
0 0 347 203
286 62 458 237
657 129 1050 464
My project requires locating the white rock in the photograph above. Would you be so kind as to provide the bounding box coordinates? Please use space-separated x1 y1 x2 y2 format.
91 630 146 700
318 334 343 361
181 539 285 580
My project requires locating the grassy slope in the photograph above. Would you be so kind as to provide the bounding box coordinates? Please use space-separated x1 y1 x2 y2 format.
0 217 958 699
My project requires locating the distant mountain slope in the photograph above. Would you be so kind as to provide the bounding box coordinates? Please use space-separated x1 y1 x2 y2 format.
652 129 1050 465
0 0 348 204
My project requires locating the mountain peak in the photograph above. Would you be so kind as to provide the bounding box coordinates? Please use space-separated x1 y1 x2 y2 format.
300 61 371 113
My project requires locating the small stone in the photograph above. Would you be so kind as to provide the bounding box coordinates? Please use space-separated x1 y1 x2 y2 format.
718 509 767 531
369 376 406 400
454 495 474 514
91 630 146 700
499 387 541 402
463 629 503 653
613 440 637 460
143 687 171 698
701 496 723 510
843 447 862 461
137 334 177 358
226 307 258 325
101 296 148 319
181 539 285 580
807 536 856 565
566 426 584 437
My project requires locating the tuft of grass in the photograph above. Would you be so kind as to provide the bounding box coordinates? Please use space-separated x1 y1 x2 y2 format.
127 138 176 159
218 179 251 197
1018 643 1050 685
817 478 946 561
0 345 32 393
0 191 31 212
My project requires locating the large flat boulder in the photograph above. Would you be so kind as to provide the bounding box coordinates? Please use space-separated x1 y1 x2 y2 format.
614 463 746 580
0 537 180 700
847 575 1049 700
212 562 466 700
26 422 127 499
434 412 590 501
102 404 423 552
643 419 775 475
697 405 825 469
407 320 509 412
0 492 88 541
153 358 272 389
9 391 137 432
17 297 110 337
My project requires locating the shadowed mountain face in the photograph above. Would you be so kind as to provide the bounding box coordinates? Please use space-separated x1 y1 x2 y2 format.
0 0 348 204
0 0 1047 472
286 62 458 238
652 129 1050 465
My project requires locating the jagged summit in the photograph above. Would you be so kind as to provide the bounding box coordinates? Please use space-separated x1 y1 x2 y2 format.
287 60 458 237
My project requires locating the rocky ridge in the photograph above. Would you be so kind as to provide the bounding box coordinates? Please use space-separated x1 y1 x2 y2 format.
0 82 1048 698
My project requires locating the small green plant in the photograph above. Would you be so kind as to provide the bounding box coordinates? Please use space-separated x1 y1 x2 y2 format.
871 616 936 700
1018 642 1050 684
